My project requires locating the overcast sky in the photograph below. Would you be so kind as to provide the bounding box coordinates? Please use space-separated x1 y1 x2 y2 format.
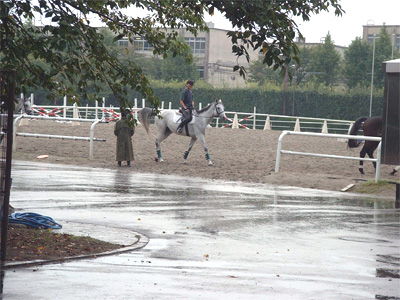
205 0 399 47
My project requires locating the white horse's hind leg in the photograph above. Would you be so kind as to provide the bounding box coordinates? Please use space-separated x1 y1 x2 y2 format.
183 137 197 164
198 134 213 166
155 125 172 163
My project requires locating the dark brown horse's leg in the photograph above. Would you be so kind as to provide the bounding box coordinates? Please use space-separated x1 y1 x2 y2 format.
367 150 376 169
359 146 367 174
390 166 400 175
367 141 379 170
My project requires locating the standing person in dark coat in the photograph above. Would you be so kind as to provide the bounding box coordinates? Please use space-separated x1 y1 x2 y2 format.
114 109 134 167
176 80 195 134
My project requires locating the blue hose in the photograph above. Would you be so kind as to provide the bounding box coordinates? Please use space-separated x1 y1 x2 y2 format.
9 213 62 229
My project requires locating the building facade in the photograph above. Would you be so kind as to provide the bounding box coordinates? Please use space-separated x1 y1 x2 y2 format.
118 22 260 88
362 24 400 56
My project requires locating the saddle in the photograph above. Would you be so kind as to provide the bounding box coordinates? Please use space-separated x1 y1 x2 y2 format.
173 109 195 124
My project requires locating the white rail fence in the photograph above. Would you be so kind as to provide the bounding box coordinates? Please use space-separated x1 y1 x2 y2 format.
21 93 356 135
13 115 107 159
275 131 382 182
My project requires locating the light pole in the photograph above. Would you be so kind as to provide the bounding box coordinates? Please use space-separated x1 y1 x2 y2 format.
282 64 288 115
392 33 395 60
369 34 376 118
291 64 297 116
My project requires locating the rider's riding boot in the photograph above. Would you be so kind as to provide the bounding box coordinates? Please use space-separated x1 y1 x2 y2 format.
177 126 182 133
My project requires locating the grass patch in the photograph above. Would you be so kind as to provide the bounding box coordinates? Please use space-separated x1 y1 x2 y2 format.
2 225 123 262
356 180 394 194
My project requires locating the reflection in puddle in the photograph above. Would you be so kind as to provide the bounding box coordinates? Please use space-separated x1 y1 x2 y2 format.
376 268 400 278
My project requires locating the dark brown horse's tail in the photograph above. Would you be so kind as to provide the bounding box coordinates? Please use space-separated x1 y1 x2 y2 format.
348 117 368 148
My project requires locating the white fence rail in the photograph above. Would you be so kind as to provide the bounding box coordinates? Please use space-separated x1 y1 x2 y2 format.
275 131 382 182
22 93 355 135
13 115 107 159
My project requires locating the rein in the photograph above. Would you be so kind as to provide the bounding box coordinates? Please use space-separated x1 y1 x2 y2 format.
195 104 225 118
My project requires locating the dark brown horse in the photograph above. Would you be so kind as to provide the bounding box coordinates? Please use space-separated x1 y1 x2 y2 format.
348 116 382 174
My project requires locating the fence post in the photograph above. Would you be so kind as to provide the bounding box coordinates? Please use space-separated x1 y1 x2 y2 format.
199 102 202 110
102 97 105 120
142 98 145 109
63 96 67 118
232 113 239 129
375 142 382 183
347 122 353 134
30 93 34 106
134 98 138 120
275 131 289 173
169 102 172 109
72 103 80 126
161 101 164 110
321 120 328 133
294 118 301 132
263 115 271 130
253 107 256 129
95 100 98 119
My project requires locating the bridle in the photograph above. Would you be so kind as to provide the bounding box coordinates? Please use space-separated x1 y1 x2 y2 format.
195 102 225 119
214 103 225 118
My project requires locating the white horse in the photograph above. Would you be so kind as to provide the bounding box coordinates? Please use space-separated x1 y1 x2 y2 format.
140 99 226 165
15 97 33 115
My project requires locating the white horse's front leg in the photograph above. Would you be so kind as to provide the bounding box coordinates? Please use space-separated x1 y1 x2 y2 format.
198 134 213 166
183 137 197 164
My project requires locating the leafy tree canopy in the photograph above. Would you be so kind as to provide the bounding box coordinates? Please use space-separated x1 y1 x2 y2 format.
310 32 341 86
0 0 344 110
343 37 371 88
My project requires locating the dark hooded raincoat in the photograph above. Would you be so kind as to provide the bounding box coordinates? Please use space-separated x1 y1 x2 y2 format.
114 118 134 162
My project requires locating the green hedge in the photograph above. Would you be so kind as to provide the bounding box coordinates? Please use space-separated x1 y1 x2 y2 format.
126 87 383 121
31 85 384 121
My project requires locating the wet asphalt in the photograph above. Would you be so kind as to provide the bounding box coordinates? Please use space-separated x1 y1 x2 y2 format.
1 161 399 300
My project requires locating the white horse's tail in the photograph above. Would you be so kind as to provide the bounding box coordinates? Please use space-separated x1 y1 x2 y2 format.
139 107 154 135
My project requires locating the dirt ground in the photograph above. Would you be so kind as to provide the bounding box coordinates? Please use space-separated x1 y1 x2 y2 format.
12 118 399 198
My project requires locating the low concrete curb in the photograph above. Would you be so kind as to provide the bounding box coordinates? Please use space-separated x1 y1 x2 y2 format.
1 222 150 269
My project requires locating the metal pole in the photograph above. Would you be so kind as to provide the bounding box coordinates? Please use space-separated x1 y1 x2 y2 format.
282 65 288 115
392 33 395 60
292 67 296 116
369 34 376 118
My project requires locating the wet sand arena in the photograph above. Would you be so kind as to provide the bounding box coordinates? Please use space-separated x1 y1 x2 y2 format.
13 119 399 197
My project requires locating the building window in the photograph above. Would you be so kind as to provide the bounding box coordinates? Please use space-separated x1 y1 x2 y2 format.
396 34 400 48
367 34 379 44
133 37 153 51
185 37 205 54
118 38 129 47
197 66 204 78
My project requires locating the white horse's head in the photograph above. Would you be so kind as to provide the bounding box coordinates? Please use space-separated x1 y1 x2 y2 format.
214 99 226 120
16 97 33 115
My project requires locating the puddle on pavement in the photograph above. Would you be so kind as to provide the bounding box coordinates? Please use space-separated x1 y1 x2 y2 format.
6 161 400 300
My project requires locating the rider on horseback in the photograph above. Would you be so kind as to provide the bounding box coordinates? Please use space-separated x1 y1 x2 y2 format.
176 80 195 134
